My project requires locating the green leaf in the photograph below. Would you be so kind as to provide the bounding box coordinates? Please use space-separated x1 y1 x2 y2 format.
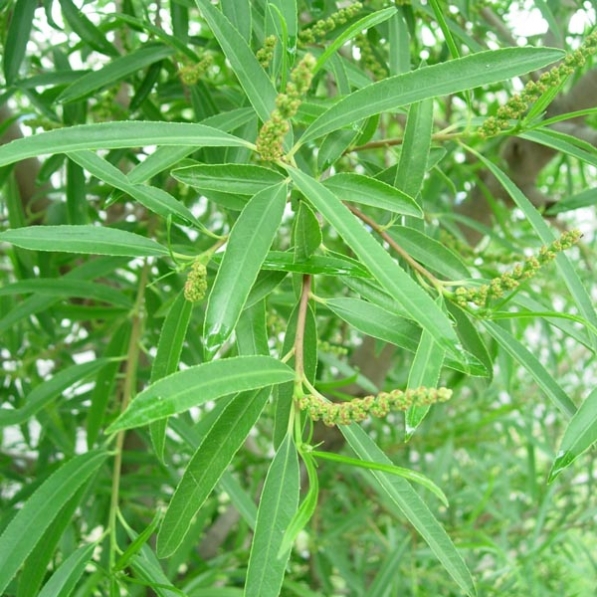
195 0 277 122
394 98 434 200
0 225 169 257
322 173 422 217
157 388 270 558
325 297 420 353
58 0 118 56
483 321 576 418
0 450 109 595
341 425 476 597
204 183 287 358
289 168 472 368
405 326 445 440
245 434 300 597
149 290 193 461
279 450 319 556
221 0 252 42
3 0 36 84
38 543 96 597
68 150 203 229
58 44 175 103
549 387 597 482
471 149 597 353
0 122 249 168
301 47 564 143
262 251 370 278
313 7 397 74
311 450 448 507
171 164 285 196
0 359 110 428
519 128 597 168
106 356 294 432
293 201 322 262
388 227 470 280
0 278 132 308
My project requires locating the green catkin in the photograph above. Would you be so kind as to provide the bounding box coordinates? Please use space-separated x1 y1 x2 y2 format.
451 229 582 308
184 261 208 302
298 3 363 45
298 386 452 426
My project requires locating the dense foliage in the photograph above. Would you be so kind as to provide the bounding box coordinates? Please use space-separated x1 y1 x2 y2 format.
1 1 597 595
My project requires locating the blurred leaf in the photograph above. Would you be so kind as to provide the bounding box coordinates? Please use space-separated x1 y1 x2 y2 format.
195 0 277 122
322 172 422 217
314 7 397 74
245 434 300 597
0 225 169 257
204 183 287 358
302 47 564 142
311 450 448 506
483 321 576 418
0 450 109 595
3 0 36 84
341 425 475 597
550 387 597 482
58 44 175 103
0 359 110 427
107 356 294 432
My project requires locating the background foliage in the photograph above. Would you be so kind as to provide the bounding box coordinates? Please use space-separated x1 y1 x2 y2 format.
1 1 597 596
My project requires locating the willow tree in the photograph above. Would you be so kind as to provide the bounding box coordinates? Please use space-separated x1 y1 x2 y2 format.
1 1 596 595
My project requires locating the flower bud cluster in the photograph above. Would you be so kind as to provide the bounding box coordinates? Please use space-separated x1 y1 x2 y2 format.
479 30 597 138
256 53 316 161
256 35 278 69
355 33 388 80
317 340 349 356
298 386 452 426
299 3 363 45
179 53 213 86
452 229 581 308
184 260 208 302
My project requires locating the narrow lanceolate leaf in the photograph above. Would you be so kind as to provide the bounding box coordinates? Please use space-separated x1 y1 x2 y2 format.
289 168 469 367
106 356 294 432
301 47 564 143
37 543 96 597
0 451 108 596
549 387 597 482
58 44 175 103
483 321 576 418
0 359 109 428
221 0 251 42
195 0 277 122
149 290 193 461
171 163 285 196
3 0 36 84
245 434 300 597
204 183 287 358
0 225 169 257
0 122 249 168
394 98 434 200
326 297 420 353
473 152 597 353
68 150 203 229
322 173 422 217
293 201 322 262
341 425 476 597
405 327 445 440
157 388 270 557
